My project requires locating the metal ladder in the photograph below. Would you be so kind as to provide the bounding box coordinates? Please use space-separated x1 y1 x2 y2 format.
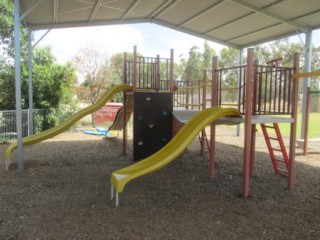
260 123 289 175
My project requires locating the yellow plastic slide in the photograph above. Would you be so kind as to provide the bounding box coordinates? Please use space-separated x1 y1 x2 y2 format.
108 94 133 131
111 107 241 194
5 84 133 161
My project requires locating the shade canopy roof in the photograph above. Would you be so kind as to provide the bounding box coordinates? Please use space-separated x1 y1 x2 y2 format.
21 0 320 49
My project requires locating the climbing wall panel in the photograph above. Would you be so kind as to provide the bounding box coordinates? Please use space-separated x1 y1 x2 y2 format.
133 92 173 161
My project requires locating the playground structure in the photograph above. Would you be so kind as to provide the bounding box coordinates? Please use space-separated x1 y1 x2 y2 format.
110 47 302 206
6 45 313 207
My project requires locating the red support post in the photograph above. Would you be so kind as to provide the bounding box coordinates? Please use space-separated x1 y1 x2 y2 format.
133 46 137 91
170 49 174 92
209 57 218 179
186 79 189 110
156 54 160 91
243 48 254 197
122 52 128 155
250 60 259 177
288 53 300 190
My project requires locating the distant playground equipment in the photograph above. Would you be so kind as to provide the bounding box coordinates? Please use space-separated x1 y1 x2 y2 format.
84 93 133 138
84 128 118 137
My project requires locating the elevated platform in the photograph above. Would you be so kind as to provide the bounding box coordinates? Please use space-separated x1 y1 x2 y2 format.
173 109 294 125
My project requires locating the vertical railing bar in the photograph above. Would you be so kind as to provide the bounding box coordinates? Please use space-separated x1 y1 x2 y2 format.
278 69 283 113
268 66 272 113
258 67 263 114
287 69 293 113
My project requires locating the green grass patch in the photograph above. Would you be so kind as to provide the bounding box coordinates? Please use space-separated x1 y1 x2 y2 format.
273 113 320 138
221 112 320 139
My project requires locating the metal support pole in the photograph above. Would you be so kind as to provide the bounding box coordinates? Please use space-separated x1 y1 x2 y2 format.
28 27 34 136
300 31 312 138
14 0 24 173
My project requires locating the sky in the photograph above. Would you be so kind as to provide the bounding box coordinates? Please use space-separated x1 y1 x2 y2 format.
35 23 320 64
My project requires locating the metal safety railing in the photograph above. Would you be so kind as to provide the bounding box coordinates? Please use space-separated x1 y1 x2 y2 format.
124 46 174 92
215 64 294 115
173 79 212 110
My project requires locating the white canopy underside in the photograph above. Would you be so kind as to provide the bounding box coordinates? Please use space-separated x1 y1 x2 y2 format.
21 0 320 49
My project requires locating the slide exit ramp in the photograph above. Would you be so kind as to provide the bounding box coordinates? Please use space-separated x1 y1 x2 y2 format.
111 107 241 207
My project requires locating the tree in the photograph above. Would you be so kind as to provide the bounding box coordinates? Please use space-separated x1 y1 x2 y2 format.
72 46 111 104
0 0 28 58
72 46 119 126
218 47 240 103
203 41 217 74
0 45 77 129
0 1 77 130
179 41 216 81
183 46 203 81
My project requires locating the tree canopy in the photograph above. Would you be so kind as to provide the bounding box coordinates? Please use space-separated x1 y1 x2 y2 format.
0 1 77 128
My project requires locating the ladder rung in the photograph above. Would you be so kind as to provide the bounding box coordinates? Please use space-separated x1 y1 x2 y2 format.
272 148 282 152
261 123 289 174
263 125 275 129
268 137 278 140
274 160 286 165
277 169 288 175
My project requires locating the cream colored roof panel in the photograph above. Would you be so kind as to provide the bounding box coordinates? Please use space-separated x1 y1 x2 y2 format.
20 0 320 49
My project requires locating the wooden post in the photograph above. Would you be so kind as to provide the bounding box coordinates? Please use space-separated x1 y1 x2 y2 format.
243 48 254 197
288 53 299 190
156 54 160 91
133 46 137 91
209 57 218 179
250 60 259 177
170 49 174 92
303 87 310 155
186 79 189 110
122 52 128 155
191 75 194 110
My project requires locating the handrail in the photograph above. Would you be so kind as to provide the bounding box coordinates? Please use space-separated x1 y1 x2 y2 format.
175 80 211 90
173 98 211 107
292 71 320 79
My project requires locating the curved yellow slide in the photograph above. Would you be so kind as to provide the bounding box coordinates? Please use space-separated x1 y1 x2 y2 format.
5 84 133 161
108 94 133 131
111 107 241 194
